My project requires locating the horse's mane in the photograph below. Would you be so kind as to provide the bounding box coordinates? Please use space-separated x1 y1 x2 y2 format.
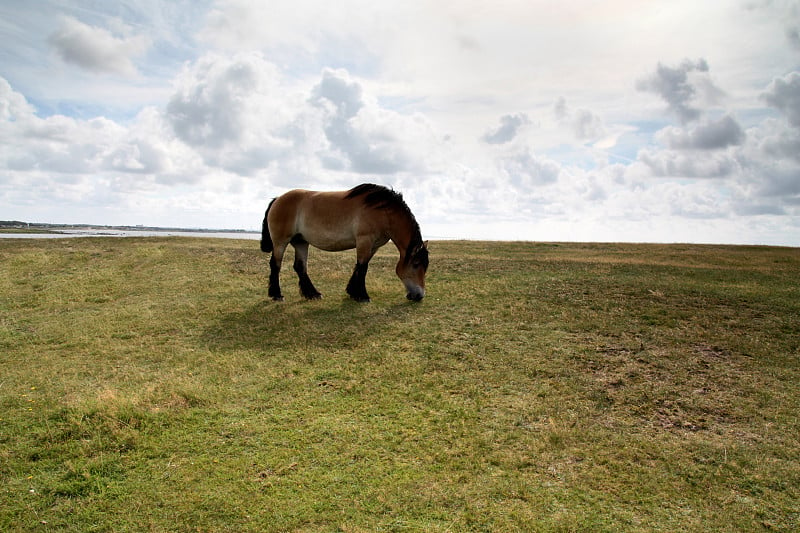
345 184 427 266
345 183 405 209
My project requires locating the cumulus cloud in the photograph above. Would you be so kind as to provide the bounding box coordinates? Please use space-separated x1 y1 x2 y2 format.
637 148 738 179
163 58 443 178
310 68 436 174
499 148 562 188
633 60 778 202
756 120 800 163
481 113 530 144
48 17 149 76
656 114 745 150
736 121 800 199
666 184 728 219
167 53 276 147
165 53 299 176
553 98 606 141
724 73 800 208
0 78 35 121
0 75 199 190
0 82 121 176
761 71 800 127
636 59 722 124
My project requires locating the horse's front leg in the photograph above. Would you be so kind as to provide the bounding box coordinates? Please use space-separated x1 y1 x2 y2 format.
346 240 374 302
346 262 370 302
292 241 322 300
268 243 287 301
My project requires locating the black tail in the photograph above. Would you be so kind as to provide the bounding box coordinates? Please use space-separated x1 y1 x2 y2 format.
260 198 276 253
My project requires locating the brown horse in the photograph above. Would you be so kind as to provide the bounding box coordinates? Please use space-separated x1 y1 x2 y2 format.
261 184 428 302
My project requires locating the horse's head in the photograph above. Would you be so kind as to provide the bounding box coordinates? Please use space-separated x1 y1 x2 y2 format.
397 241 429 301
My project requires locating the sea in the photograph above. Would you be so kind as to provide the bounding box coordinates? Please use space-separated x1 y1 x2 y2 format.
0 229 261 240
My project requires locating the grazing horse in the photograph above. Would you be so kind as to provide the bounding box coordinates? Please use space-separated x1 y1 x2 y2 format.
260 184 428 302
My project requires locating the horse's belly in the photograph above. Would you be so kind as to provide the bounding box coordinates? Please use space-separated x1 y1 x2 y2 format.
309 235 357 252
300 224 357 251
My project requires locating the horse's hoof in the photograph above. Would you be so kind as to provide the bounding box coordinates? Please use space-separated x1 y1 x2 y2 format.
271 295 285 302
306 293 323 300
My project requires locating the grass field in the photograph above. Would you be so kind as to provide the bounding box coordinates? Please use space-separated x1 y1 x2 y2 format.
1 237 798 532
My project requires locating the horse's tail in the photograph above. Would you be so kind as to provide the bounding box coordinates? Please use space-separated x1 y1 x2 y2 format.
260 198 276 253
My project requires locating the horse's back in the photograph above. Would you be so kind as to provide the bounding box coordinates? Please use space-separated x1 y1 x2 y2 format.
268 189 363 251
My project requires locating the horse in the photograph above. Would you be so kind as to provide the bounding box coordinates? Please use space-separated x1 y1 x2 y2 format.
260 183 429 302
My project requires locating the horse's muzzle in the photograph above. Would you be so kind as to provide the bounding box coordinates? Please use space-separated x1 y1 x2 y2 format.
406 289 425 302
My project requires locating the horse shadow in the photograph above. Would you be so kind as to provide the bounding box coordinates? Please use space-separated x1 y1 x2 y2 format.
202 295 419 355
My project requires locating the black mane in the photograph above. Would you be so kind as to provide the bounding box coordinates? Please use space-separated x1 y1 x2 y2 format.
346 184 427 266
345 183 405 209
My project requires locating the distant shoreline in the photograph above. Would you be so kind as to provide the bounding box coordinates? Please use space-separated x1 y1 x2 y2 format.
0 221 254 234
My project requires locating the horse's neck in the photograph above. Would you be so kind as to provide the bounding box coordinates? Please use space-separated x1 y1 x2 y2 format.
388 211 418 258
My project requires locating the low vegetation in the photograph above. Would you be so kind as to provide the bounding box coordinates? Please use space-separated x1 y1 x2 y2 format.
1 237 798 531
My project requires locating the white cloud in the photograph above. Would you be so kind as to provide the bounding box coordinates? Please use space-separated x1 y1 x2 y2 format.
656 114 745 150
310 68 443 175
165 52 302 177
482 113 531 145
761 71 800 127
554 98 607 142
48 16 149 76
499 148 562 189
636 58 723 125
0 78 35 120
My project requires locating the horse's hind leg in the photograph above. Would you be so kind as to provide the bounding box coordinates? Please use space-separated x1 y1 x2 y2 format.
268 243 287 301
292 240 322 300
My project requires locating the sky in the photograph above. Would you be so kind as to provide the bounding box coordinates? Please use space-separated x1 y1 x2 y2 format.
1 1 799 245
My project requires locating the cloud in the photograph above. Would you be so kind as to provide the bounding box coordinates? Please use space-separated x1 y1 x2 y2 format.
48 16 149 76
311 69 364 120
481 113 530 144
311 69 406 173
310 68 438 174
745 0 800 52
656 114 745 150
165 53 298 176
164 57 443 178
761 71 800 127
636 59 721 124
789 25 800 49
499 148 562 188
756 121 800 163
637 148 737 178
737 124 800 199
631 62 799 220
0 80 121 175
167 53 270 147
0 75 199 188
665 183 728 219
553 98 606 141
0 78 35 121
732 71 800 205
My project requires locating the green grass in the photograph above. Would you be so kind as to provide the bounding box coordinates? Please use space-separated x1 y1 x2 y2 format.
1 238 798 531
